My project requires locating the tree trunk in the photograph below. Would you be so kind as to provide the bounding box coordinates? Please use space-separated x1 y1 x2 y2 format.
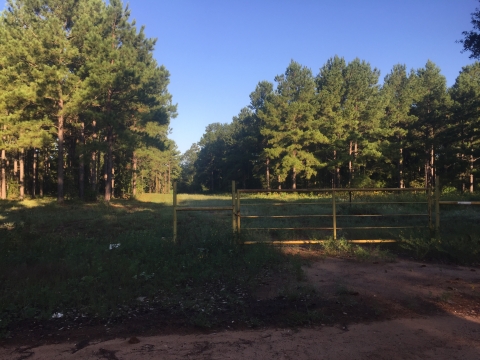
32 149 37 198
277 175 281 190
266 157 270 190
470 154 474 193
104 126 113 201
57 99 65 203
90 120 97 192
19 148 24 199
430 144 435 188
163 171 167 194
111 165 115 198
333 149 339 189
353 141 358 181
90 151 97 191
399 147 404 188
167 162 171 194
132 153 137 196
424 160 429 189
103 152 108 194
39 150 44 197
14 155 18 179
292 166 296 189
79 122 85 200
348 141 352 187
292 150 297 189
1 148 5 199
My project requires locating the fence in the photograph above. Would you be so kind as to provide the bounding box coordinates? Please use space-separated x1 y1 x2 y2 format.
236 187 431 245
172 181 236 243
172 177 479 244
434 177 480 231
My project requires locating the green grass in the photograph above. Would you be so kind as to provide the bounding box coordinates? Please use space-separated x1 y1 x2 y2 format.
238 190 480 264
0 190 478 338
238 191 431 242
0 195 292 337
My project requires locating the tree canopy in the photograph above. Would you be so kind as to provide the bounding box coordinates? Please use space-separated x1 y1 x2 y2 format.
0 0 178 201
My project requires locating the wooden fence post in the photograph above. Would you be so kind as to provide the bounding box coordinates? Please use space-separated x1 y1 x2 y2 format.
332 189 337 240
435 176 440 236
236 189 241 235
173 181 177 243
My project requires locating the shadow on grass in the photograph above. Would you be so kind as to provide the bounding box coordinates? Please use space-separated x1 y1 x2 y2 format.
0 196 296 340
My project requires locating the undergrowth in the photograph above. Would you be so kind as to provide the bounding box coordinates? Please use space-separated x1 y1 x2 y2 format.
320 237 396 262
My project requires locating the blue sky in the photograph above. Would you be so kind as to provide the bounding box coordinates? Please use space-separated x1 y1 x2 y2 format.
2 1 478 153
127 0 477 154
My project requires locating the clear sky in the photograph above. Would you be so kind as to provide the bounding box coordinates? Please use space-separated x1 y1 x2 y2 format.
2 0 478 153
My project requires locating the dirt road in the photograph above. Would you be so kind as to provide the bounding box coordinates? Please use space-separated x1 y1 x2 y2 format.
2 257 479 359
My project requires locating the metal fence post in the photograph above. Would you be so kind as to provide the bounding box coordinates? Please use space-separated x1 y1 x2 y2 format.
435 176 440 235
332 189 337 240
173 181 177 243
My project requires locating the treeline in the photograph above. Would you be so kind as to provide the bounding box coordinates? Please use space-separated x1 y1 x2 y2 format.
0 0 178 202
179 58 480 192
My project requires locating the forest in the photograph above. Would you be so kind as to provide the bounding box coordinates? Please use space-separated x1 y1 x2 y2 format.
179 58 480 193
0 0 178 202
1 0 480 201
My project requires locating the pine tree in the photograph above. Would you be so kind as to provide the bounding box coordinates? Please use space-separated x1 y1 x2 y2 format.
72 0 176 200
410 61 452 188
0 0 97 202
459 0 480 59
260 60 328 189
315 56 348 187
341 58 383 187
382 64 418 187
249 81 273 189
449 62 480 192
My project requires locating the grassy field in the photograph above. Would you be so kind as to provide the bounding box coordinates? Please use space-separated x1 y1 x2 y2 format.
0 191 479 339
0 195 300 337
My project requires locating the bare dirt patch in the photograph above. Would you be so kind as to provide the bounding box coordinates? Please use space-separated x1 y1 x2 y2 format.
1 255 479 359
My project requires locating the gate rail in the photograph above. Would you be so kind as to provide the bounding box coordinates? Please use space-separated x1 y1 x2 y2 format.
434 177 480 232
173 181 236 243
172 177 478 244
235 187 431 244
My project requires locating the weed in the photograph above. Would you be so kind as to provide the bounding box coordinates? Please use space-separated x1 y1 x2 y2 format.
400 234 438 259
353 246 396 262
321 237 353 256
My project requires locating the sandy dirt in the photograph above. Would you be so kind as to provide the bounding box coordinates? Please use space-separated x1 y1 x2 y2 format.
1 257 479 359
